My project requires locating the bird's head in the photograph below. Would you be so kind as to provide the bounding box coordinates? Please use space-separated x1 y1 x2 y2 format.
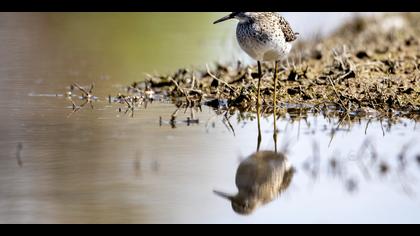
213 190 258 215
213 12 258 24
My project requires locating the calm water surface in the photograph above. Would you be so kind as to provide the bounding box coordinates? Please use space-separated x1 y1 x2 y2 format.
0 13 419 224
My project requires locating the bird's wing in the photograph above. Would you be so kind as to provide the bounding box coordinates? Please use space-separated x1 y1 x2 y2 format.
278 16 298 42
235 161 259 190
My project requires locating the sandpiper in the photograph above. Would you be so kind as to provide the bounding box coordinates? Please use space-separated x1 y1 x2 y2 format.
213 12 299 108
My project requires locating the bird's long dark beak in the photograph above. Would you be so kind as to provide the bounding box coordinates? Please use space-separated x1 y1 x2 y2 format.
213 190 234 201
213 14 234 24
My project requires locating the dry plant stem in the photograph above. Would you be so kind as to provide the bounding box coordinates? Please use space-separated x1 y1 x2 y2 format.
327 76 348 112
73 83 89 96
206 64 236 92
169 77 191 104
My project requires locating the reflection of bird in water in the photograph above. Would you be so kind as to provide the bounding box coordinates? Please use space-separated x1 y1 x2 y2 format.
214 151 294 215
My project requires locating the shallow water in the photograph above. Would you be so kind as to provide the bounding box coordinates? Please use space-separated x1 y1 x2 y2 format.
0 12 419 224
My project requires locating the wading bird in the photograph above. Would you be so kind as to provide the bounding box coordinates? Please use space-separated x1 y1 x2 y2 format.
213 12 299 108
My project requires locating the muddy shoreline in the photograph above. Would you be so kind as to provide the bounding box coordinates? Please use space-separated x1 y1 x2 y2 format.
105 13 419 122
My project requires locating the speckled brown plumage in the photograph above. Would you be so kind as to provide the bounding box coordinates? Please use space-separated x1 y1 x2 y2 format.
278 15 299 42
227 12 299 62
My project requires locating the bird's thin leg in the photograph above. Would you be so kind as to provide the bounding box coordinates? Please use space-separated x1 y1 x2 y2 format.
257 61 262 107
273 61 279 153
257 61 262 152
273 60 279 107
257 110 262 152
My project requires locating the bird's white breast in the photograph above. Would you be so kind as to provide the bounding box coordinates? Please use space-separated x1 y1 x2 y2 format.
236 22 292 62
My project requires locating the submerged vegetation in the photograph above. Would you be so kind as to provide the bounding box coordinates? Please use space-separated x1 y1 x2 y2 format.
104 13 419 122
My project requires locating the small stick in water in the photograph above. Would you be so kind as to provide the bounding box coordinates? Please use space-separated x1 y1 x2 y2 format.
16 142 23 167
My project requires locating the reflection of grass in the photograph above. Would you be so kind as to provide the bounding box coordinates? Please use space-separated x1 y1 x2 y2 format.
300 137 420 196
157 102 420 196
63 81 419 198
211 108 419 197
